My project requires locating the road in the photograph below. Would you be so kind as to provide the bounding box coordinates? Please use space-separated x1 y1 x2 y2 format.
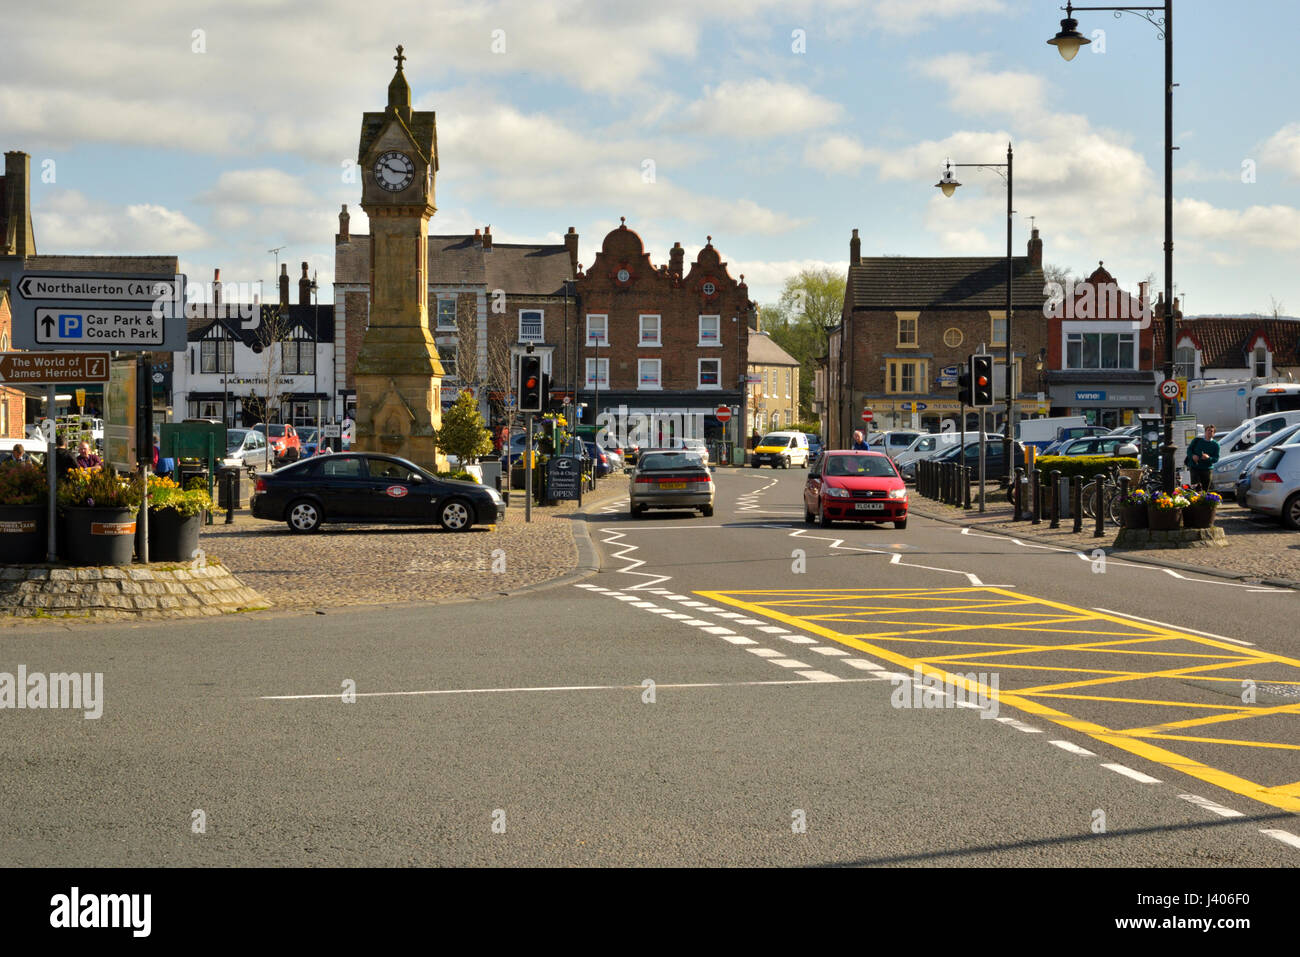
1 467 1297 866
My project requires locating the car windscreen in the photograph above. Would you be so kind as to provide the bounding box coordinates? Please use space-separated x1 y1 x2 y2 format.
759 435 786 446
640 453 704 471
226 430 249 450
825 456 897 477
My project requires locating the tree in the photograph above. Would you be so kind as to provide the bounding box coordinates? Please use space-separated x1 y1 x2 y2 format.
244 305 293 428
1269 295 1285 319
453 294 512 407
434 389 493 464
759 268 846 420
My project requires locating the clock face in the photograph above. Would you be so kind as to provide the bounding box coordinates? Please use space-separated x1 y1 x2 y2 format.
616 268 631 283
374 150 415 192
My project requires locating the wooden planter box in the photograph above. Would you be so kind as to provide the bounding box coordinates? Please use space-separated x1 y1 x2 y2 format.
1120 503 1149 529
1147 504 1183 531
1184 501 1218 529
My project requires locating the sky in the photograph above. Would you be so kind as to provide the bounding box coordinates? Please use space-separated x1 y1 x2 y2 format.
4 0 1299 317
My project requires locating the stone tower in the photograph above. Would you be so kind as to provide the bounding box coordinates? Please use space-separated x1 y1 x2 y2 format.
352 45 445 469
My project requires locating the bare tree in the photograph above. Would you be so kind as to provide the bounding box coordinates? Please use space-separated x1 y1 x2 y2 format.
1269 295 1285 319
454 295 511 405
244 305 293 427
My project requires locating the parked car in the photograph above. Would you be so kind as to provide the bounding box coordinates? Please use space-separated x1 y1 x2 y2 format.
931 438 1028 476
250 452 505 533
1214 411 1300 456
629 449 714 517
895 431 984 479
222 427 275 472
803 450 908 529
1053 436 1133 458
297 426 323 458
583 440 613 478
1210 422 1300 495
681 437 710 468
751 431 811 468
253 422 303 464
1241 442 1300 529
804 433 824 459
866 430 922 460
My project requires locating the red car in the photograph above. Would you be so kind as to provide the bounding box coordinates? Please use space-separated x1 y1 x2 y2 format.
254 422 302 465
803 450 908 529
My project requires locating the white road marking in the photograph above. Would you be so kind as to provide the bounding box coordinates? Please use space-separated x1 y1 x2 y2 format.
262 676 891 701
680 618 712 626
699 626 737 635
994 716 1042 733
713 612 747 619
1258 829 1300 850
734 618 764 625
843 659 886 672
795 670 842 682
1049 740 1096 756
757 625 790 634
810 646 850 656
663 613 692 620
1101 763 1162 784
748 648 784 657
721 635 758 645
771 659 811 669
596 527 673 590
631 601 659 608
1178 794 1246 819
889 551 983 586
1092 608 1256 646
778 634 819 644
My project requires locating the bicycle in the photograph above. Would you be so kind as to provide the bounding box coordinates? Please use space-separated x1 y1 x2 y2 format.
1080 463 1161 524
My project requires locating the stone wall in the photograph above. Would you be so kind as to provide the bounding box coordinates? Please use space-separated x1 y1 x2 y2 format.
0 563 270 620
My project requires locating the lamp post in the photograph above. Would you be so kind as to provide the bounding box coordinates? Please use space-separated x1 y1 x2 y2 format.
1048 1 1177 492
935 145 1016 483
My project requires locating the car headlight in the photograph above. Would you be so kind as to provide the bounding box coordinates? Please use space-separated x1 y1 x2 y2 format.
1213 461 1234 473
888 488 907 499
824 486 850 498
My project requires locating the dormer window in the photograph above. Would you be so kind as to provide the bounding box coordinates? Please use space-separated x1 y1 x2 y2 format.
1253 343 1270 378
1174 339 1199 380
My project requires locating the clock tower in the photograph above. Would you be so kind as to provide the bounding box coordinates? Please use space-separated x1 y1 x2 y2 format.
353 45 445 468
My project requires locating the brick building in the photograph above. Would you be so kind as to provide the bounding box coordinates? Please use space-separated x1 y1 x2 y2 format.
1044 261 1159 428
334 210 578 428
574 220 754 445
825 227 1049 448
1154 314 1300 384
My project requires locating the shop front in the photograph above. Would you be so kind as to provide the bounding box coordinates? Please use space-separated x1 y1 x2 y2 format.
1047 372 1159 430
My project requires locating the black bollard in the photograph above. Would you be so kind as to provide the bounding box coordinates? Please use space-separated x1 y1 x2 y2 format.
223 469 235 524
1072 476 1083 534
1031 469 1041 525
1049 470 1061 529
963 464 972 510
1093 474 1106 538
1013 467 1025 521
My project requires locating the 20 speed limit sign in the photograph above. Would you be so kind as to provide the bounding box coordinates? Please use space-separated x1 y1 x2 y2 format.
1159 379 1181 400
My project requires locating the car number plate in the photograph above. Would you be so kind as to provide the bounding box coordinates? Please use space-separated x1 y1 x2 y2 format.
659 482 687 490
855 502 884 510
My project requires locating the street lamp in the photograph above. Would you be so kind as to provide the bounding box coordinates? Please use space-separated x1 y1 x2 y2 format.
1047 1 1178 493
934 146 1016 483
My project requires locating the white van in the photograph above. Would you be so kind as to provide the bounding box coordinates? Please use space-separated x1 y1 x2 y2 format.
751 430 811 468
894 432 984 476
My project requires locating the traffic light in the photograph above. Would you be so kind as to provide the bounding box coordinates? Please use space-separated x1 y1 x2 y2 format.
971 354 994 408
518 354 542 412
957 364 973 406
541 372 557 413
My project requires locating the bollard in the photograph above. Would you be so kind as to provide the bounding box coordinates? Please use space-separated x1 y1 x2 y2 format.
1093 474 1106 537
963 464 972 510
1031 469 1041 525
1072 476 1083 534
223 469 235 524
945 463 953 504
1013 467 1025 521
1049 470 1061 529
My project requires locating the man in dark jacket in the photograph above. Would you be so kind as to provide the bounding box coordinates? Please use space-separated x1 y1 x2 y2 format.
1184 424 1219 489
54 437 78 478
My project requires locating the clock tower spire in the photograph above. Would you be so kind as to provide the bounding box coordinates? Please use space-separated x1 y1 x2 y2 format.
352 45 445 469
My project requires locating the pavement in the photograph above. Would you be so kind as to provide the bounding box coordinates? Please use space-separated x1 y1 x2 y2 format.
908 483 1300 588
2 467 1296 868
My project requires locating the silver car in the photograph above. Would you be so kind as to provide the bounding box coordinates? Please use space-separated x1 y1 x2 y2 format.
1210 422 1300 495
629 449 714 518
1242 442 1300 529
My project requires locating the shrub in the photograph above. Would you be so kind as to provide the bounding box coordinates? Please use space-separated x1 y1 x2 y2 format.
0 461 47 506
56 466 143 510
434 470 478 483
1033 455 1138 481
434 391 493 464
146 473 212 516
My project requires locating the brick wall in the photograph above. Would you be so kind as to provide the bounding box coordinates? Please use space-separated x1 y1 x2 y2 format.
343 290 369 390
0 290 25 438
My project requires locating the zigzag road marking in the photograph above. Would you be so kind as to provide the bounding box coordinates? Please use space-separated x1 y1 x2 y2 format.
596 527 672 590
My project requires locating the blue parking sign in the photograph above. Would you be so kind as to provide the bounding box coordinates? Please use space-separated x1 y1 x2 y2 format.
59 313 83 338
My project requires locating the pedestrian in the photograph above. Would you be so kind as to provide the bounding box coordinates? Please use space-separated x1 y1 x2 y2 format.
54 437 77 477
852 430 868 451
75 440 101 469
151 434 163 475
7 443 27 463
1184 424 1219 489
750 428 760 449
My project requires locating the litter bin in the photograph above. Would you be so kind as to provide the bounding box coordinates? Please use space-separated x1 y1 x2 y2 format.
217 466 243 510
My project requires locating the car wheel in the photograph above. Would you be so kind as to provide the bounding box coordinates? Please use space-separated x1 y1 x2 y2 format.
287 498 322 534
804 506 815 525
1283 493 1300 531
700 505 714 517
894 519 907 530
818 505 832 529
439 498 474 532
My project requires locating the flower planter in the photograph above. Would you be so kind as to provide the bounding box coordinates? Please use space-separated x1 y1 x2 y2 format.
1121 503 1149 529
62 506 137 566
1184 501 1217 529
146 507 204 562
1147 504 1183 531
0 505 47 564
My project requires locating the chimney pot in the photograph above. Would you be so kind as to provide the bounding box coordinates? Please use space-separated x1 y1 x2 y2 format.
336 204 350 243
850 228 861 266
482 225 492 252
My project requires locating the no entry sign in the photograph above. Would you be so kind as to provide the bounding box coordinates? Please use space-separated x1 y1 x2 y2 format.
862 409 873 422
715 405 732 423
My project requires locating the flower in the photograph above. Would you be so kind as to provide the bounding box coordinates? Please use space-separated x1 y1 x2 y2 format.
1151 493 1189 510
1121 487 1150 506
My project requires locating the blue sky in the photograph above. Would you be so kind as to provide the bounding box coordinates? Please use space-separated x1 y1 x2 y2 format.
5 0 1298 315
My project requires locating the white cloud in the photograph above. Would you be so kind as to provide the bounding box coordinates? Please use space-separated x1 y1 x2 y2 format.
1259 122 1300 181
1176 199 1300 250
868 0 1008 34
33 190 209 253
198 169 319 207
803 134 872 173
678 80 844 138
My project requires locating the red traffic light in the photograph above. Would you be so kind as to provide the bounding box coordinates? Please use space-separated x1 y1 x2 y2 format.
976 376 988 387
525 376 537 388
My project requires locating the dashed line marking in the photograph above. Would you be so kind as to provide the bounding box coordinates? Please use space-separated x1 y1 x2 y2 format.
1101 763 1162 785
1259 829 1300 850
721 635 758 645
699 626 737 636
771 659 811 669
757 626 790 634
994 717 1042 733
748 648 783 658
843 659 887 672
1050 740 1097 756
811 646 850 657
1178 794 1246 819
777 634 818 645
796 670 842 682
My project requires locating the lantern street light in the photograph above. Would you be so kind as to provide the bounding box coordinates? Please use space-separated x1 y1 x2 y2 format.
934 146 1017 484
1047 1 1179 493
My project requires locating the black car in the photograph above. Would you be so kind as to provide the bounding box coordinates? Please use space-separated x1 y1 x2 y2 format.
584 440 612 478
250 452 505 533
931 438 1028 473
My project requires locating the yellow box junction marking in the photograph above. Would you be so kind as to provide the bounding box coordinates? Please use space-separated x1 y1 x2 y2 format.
696 586 1300 814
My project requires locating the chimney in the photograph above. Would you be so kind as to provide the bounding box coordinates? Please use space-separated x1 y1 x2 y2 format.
850 228 861 266
669 242 684 281
1027 227 1043 270
482 225 492 252
299 262 312 305
336 204 350 243
279 263 289 308
565 226 579 276
212 268 222 315
3 151 36 259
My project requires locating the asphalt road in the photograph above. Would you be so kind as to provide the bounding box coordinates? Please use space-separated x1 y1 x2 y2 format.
1 467 1297 866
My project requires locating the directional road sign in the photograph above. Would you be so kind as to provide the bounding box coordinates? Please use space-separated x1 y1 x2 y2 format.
0 352 110 384
11 271 187 352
